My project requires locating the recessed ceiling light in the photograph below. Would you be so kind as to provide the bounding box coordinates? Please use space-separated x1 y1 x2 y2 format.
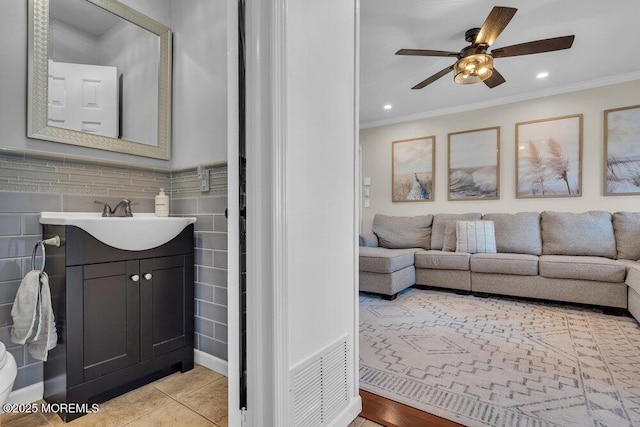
536 72 549 79
383 104 393 110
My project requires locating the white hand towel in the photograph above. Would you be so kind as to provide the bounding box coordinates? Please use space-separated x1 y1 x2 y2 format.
11 271 40 345
11 271 58 361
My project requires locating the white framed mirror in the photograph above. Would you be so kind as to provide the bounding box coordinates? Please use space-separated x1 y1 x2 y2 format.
27 0 172 160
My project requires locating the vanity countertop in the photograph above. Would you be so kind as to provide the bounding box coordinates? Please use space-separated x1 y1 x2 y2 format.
40 212 196 251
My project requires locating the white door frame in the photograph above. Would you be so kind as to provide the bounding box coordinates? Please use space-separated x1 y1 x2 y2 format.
226 0 241 425
244 0 287 422
242 0 360 425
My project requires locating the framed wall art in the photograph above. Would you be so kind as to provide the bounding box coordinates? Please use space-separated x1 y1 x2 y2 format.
604 105 640 195
447 127 500 200
516 114 582 198
392 136 435 202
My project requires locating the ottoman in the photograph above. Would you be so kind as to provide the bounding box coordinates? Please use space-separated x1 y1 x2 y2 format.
359 246 419 299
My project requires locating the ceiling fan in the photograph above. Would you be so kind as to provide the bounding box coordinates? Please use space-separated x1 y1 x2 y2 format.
396 6 575 89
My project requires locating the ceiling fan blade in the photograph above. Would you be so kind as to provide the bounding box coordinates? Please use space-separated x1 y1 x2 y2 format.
412 64 455 89
483 68 506 88
396 48 459 57
474 6 517 47
491 35 575 58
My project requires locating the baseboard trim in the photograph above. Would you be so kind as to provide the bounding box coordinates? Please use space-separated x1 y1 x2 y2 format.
194 349 228 377
1 381 44 413
327 396 362 427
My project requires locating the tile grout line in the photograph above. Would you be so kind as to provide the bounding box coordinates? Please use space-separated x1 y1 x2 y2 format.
146 376 225 427
166 397 219 426
0 358 228 426
147 376 228 427
115 400 214 427
180 376 227 424
149 371 226 399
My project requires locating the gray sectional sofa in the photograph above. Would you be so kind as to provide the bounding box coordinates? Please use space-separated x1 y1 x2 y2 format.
359 211 640 320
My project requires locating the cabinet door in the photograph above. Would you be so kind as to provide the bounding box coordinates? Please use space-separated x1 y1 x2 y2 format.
68 261 140 384
140 255 193 360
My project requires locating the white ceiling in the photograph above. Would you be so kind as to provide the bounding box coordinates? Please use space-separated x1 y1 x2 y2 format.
360 0 640 127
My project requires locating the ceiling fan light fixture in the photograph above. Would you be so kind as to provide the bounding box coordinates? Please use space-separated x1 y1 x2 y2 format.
454 53 493 85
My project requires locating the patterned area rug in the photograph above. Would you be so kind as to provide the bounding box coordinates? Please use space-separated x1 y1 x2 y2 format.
359 288 640 427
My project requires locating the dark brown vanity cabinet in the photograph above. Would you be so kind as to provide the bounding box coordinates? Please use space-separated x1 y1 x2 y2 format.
42 224 194 422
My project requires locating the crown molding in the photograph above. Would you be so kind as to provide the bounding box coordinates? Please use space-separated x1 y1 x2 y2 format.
360 71 640 130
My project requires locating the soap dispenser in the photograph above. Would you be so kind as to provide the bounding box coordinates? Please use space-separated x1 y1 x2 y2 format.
155 188 169 217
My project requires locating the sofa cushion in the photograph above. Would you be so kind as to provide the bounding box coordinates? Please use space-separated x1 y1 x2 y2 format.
539 255 625 283
359 233 379 247
359 246 419 274
541 211 616 258
613 212 640 260
431 213 482 250
414 250 470 271
360 266 415 296
617 258 638 271
625 262 640 295
483 212 542 255
470 253 539 276
456 221 497 254
372 214 433 250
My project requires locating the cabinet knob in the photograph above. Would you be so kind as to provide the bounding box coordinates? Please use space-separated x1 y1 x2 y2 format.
130 274 140 282
144 273 153 281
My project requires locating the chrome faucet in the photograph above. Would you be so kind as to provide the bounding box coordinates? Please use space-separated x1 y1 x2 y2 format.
94 199 137 217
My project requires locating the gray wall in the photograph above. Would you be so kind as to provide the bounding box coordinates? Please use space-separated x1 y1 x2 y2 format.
0 151 228 392
99 20 159 145
0 0 228 168
170 0 228 169
50 18 101 64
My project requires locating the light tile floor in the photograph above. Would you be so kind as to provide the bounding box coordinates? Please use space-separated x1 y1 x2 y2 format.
0 364 227 427
0 364 381 427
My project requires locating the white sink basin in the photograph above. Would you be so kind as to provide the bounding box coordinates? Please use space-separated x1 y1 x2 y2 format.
40 212 197 251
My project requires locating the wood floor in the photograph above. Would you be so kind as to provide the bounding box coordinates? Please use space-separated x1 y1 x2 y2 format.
360 390 463 427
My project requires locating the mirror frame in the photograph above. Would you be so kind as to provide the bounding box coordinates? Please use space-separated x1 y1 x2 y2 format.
28 0 172 160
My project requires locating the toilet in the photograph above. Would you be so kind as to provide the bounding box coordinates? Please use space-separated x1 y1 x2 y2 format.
0 342 17 405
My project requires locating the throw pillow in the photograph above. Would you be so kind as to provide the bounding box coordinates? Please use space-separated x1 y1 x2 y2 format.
371 214 433 250
442 221 458 252
430 212 482 250
456 220 497 254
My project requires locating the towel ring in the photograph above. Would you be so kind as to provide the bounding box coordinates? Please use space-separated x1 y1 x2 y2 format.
31 236 61 273
31 241 46 273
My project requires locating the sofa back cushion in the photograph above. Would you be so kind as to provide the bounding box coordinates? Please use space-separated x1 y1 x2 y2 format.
372 214 433 250
431 213 482 250
483 212 542 255
613 212 640 260
541 211 616 258
442 221 458 252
